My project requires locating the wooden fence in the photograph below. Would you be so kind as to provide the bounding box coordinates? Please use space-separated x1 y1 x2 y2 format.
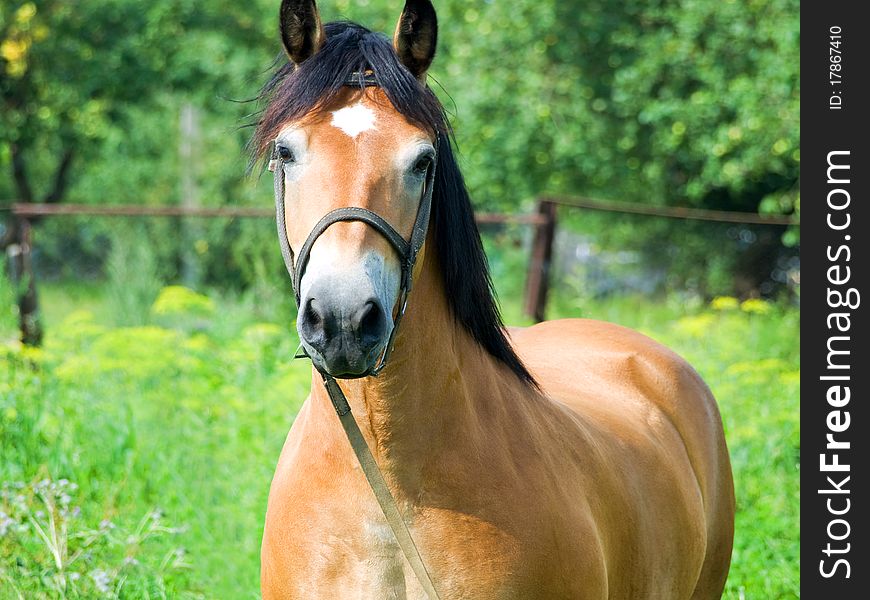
5 202 556 344
4 198 797 343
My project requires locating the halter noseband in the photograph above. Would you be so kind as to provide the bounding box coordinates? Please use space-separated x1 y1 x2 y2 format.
269 72 438 378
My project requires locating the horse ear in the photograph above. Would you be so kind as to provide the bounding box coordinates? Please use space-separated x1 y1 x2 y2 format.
279 0 325 65
393 0 438 80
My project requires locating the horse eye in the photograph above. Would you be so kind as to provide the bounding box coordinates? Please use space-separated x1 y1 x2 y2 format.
277 145 295 163
413 155 433 175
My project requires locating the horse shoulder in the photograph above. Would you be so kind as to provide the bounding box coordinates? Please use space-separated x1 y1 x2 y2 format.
508 318 734 598
510 318 725 462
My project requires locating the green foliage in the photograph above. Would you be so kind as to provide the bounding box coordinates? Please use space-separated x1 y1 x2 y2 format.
151 285 215 331
409 0 799 213
1 479 192 599
2 284 309 598
3 0 798 297
0 0 275 195
609 0 799 211
104 223 162 327
2 272 798 598
429 0 799 294
0 266 17 338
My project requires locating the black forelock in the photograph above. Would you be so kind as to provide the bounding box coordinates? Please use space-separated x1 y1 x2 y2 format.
251 22 443 154
251 21 536 387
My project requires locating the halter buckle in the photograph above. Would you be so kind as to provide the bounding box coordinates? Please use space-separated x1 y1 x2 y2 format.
345 70 379 87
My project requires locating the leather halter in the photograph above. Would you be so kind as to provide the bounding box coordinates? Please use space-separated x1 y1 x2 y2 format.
269 94 437 377
269 73 442 599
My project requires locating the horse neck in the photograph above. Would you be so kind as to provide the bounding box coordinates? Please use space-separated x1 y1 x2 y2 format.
309 240 500 487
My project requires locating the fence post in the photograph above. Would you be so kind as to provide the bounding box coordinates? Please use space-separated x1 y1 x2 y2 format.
523 199 557 323
179 102 202 288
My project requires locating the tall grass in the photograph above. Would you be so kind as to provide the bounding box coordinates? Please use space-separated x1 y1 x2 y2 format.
1 252 798 598
104 223 162 327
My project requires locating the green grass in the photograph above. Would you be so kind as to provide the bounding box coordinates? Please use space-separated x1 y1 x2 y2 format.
2 282 309 598
1 267 798 598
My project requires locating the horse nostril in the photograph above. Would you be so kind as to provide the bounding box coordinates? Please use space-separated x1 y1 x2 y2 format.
355 300 386 349
304 299 321 327
300 297 326 343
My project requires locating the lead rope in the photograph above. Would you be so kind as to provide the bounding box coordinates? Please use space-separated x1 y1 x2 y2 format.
271 130 442 599
322 374 442 600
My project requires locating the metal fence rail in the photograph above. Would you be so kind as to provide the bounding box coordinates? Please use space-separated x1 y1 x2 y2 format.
540 196 799 226
9 203 548 225
2 196 798 343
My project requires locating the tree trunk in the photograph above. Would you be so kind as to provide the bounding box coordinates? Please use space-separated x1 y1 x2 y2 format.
2 144 72 345
6 218 43 346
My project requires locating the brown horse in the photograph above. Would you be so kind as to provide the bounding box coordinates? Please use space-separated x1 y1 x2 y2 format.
252 1 734 598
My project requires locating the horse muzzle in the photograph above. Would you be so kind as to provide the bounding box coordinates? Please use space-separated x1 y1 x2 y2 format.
297 271 394 378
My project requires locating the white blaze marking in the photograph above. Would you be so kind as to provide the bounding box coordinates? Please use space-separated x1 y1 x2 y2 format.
330 103 376 138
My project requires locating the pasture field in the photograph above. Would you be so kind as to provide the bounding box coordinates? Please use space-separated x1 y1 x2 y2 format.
1 271 798 598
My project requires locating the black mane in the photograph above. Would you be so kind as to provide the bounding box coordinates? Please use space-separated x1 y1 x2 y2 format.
251 22 536 387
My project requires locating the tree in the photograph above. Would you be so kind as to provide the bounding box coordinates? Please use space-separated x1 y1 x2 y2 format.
426 0 799 295
1 0 801 323
1 0 276 342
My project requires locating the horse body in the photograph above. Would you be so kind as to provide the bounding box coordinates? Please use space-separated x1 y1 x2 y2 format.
261 248 733 599
256 2 734 597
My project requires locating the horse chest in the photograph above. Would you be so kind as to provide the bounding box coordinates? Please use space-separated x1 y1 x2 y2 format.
354 520 418 599
269 491 543 599
266 423 595 598
326 519 528 600
298 519 425 599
